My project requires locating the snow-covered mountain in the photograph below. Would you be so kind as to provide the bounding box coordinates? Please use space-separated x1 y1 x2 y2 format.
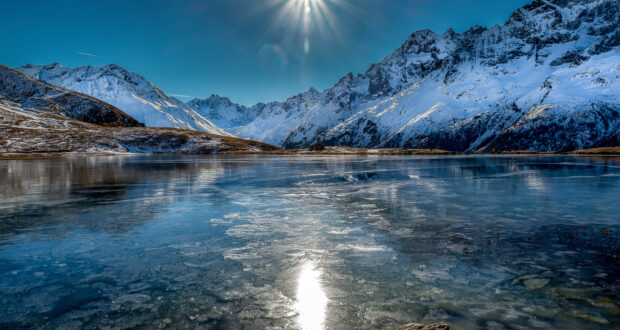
190 0 620 151
0 64 278 154
0 64 142 127
187 95 265 131
16 63 230 136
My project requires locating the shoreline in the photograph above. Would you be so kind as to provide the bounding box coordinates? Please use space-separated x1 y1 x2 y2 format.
1 146 619 160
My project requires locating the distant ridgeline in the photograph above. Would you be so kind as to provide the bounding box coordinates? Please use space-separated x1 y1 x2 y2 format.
7 0 620 152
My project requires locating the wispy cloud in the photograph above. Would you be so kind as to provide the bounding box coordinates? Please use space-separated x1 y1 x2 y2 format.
168 94 194 98
76 51 103 58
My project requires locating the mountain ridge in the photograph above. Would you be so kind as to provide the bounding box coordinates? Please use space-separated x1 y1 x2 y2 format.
0 64 143 127
16 63 230 136
184 0 619 151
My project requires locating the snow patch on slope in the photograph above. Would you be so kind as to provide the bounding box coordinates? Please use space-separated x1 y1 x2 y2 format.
16 64 230 136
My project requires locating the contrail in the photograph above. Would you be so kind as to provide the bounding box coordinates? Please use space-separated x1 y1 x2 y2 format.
76 51 103 58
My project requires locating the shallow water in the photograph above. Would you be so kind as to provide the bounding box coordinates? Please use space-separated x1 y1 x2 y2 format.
1 155 619 329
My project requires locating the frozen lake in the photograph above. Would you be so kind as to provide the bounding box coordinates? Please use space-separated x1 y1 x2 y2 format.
1 155 619 329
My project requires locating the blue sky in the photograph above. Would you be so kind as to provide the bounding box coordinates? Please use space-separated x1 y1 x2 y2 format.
0 0 530 105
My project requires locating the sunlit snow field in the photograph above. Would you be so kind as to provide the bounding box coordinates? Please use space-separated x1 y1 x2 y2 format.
1 155 619 329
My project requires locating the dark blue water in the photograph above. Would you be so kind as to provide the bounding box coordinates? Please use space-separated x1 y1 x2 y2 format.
1 155 619 329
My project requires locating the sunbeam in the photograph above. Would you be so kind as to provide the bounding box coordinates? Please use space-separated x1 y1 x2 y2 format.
261 0 354 56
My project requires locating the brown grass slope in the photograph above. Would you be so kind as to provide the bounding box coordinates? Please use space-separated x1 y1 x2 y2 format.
0 64 281 154
0 99 280 154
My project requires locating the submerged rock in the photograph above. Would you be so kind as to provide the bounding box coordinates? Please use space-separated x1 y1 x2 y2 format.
395 323 450 330
568 310 610 324
524 278 550 290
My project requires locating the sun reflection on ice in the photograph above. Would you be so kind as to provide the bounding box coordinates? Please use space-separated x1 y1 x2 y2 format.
295 261 328 330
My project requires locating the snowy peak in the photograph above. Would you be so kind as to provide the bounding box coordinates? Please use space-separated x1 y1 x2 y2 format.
0 64 143 127
285 86 322 106
16 64 230 136
19 63 167 103
398 29 444 55
188 94 239 113
187 95 264 130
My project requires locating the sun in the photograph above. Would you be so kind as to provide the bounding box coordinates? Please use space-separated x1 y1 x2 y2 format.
262 0 352 55
284 0 328 32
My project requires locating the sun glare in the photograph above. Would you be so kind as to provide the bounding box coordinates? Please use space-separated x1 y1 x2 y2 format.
295 261 328 330
261 0 354 57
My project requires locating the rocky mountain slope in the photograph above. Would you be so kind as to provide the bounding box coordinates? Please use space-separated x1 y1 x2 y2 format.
0 99 278 154
16 63 229 136
188 0 620 152
0 65 278 154
0 64 142 127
